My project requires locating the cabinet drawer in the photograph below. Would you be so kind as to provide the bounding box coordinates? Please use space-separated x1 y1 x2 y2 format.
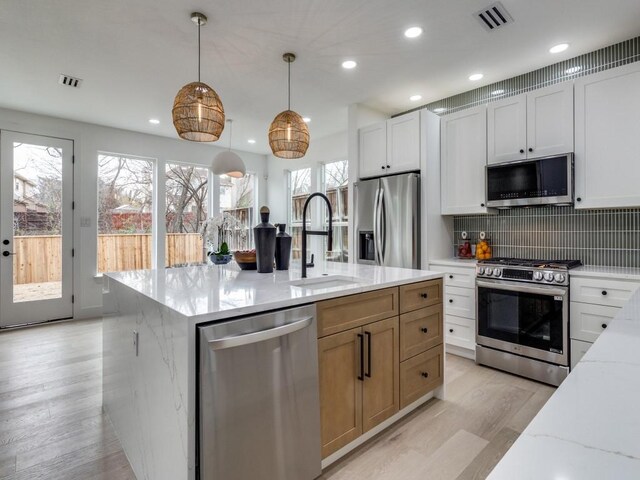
570 277 639 307
570 338 592 370
317 287 399 337
445 315 475 351
400 344 443 408
430 265 476 289
570 302 619 343
400 305 443 361
399 279 443 314
444 286 475 319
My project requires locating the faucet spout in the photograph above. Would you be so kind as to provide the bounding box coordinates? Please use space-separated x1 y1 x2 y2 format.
301 192 333 278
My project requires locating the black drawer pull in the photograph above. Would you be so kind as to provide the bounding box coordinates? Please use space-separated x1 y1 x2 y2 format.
365 331 372 378
519 149 525 154
421 372 429 378
601 323 608 329
449 299 453 303
449 275 453 279
449 328 454 333
420 293 428 299
602 290 608 296
420 327 428 333
357 333 364 381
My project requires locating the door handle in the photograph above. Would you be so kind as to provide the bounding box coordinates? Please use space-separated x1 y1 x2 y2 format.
373 188 381 265
379 188 386 264
357 333 365 381
365 331 372 378
208 317 312 350
2 251 16 257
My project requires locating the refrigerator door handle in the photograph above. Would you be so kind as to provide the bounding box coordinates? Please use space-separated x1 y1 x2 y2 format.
373 187 382 265
379 188 386 264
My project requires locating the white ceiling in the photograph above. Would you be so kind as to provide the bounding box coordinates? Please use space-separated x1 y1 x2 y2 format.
1 0 639 155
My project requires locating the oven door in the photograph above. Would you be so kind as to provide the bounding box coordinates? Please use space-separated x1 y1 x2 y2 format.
476 279 568 366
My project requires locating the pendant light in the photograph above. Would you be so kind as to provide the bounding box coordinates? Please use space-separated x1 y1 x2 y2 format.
213 119 246 178
172 12 225 142
268 53 309 159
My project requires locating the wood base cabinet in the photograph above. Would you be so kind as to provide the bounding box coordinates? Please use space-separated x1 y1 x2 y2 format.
317 280 443 459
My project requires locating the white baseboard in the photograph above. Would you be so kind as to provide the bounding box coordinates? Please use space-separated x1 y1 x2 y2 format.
446 343 476 361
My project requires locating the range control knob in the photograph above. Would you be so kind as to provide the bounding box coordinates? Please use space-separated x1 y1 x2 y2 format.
485 267 493 276
544 271 554 282
554 273 566 283
533 271 543 281
478 267 485 275
493 268 502 277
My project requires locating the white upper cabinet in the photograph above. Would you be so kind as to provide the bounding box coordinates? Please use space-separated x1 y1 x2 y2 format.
487 94 527 164
575 63 640 209
441 105 489 215
487 83 574 164
358 112 420 179
387 111 420 174
359 122 387 179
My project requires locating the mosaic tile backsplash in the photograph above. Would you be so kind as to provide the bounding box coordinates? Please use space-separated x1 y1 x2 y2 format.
454 207 640 267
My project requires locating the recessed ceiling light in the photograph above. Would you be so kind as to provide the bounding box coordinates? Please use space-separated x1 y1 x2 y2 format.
404 27 423 38
409 94 422 102
433 108 447 113
247 139 256 144
565 66 582 74
491 89 505 95
149 118 160 124
342 60 357 69
303 117 311 123
469 73 484 81
549 43 569 54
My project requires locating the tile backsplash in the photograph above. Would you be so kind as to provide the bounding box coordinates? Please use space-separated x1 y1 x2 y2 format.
454 207 640 267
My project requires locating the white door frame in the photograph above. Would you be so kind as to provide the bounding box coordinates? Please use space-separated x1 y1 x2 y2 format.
0 130 74 327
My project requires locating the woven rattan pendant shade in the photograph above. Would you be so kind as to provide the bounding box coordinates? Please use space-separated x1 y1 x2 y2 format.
268 110 309 159
172 12 225 142
173 82 225 142
269 53 309 159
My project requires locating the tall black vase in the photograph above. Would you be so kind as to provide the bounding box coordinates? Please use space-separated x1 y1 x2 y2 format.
275 223 292 270
253 206 276 273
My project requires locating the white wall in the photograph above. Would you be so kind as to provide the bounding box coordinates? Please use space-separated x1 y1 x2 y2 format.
0 107 268 319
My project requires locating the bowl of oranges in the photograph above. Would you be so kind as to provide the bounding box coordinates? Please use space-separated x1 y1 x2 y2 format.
475 232 492 260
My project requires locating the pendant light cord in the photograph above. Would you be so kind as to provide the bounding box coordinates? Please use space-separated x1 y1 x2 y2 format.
197 21 201 82
287 60 291 111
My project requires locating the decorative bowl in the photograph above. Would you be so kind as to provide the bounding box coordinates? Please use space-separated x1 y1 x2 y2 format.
234 250 257 270
209 253 233 265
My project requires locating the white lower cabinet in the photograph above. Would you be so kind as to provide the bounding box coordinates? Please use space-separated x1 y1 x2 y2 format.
570 302 619 343
430 261 477 356
570 339 593 370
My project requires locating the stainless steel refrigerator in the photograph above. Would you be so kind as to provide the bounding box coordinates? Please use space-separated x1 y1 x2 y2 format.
354 172 420 269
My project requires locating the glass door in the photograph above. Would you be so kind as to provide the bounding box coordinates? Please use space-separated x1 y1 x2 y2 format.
0 131 74 327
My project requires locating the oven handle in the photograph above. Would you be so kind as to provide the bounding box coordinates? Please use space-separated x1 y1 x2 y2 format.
476 279 567 297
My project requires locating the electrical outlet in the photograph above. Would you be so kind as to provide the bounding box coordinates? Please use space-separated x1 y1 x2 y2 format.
133 330 139 356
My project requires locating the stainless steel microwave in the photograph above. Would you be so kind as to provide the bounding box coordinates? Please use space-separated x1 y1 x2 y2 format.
486 153 574 208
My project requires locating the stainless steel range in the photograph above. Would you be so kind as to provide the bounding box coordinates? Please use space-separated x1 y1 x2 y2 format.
475 257 582 386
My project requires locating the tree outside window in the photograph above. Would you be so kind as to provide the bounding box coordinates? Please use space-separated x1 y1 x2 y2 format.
219 174 255 251
323 160 348 263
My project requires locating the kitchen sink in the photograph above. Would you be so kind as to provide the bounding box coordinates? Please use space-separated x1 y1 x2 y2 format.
286 275 369 290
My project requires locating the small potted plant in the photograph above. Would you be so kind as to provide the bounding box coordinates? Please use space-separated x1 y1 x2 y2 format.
209 241 232 265
200 212 240 265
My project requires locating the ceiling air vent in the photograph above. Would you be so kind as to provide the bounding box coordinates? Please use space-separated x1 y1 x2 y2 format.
475 2 513 31
58 74 82 88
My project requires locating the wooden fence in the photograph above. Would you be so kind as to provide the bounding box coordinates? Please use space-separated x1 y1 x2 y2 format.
12 233 204 284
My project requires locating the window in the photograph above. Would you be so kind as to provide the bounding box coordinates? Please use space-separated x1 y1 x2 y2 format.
165 163 209 267
323 160 349 262
97 154 154 272
219 173 255 251
289 168 311 260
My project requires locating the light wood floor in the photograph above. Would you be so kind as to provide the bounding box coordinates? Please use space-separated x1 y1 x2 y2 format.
0 319 554 480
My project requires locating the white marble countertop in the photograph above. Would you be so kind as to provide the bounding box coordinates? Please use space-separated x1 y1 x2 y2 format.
104 262 442 322
488 287 640 479
429 258 478 268
571 265 640 280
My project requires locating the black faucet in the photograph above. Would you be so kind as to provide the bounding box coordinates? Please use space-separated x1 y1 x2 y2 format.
301 192 333 279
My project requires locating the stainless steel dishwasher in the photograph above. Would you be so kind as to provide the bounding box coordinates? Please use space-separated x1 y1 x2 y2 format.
198 304 321 480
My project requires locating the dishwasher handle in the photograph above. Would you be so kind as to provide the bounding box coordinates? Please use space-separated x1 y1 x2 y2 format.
208 316 313 350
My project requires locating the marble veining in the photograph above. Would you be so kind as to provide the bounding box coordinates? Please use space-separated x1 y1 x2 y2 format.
488 288 640 479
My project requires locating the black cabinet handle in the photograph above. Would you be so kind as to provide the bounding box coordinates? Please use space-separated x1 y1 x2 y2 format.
528 147 533 152
420 327 428 333
576 197 582 202
2 251 16 257
449 275 453 279
365 331 372 378
421 372 429 378
357 333 364 381
480 203 485 207
602 290 608 296
381 166 385 170
420 293 428 299
449 328 454 333
601 323 608 329
386 165 391 169
449 299 453 303
2 239 8 245
519 149 525 154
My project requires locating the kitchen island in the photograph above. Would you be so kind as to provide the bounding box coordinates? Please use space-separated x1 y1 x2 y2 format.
488 286 640 479
102 262 444 480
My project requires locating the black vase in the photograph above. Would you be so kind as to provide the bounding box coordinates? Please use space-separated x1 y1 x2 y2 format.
253 206 276 273
275 223 292 270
